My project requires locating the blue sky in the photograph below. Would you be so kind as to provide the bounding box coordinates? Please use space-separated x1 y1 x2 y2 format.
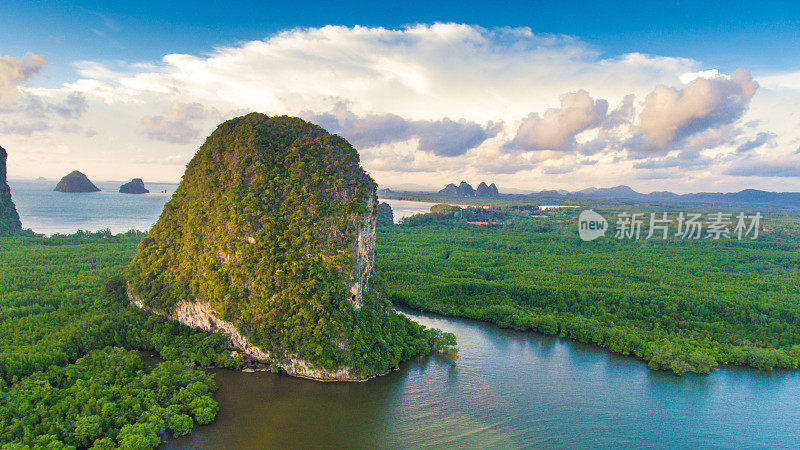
1 1 799 191
5 0 800 86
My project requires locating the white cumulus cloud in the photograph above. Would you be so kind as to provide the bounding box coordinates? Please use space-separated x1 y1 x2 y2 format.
1 24 798 192
0 53 46 103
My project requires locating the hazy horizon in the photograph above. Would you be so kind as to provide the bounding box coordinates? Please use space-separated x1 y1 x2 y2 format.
10 176 798 196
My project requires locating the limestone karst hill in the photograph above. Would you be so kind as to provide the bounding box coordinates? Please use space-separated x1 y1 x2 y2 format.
127 113 441 380
0 145 22 235
376 202 393 226
439 181 499 198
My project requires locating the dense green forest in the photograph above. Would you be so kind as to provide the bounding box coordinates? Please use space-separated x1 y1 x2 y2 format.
5 197 799 446
0 232 238 448
0 230 455 447
377 207 800 374
129 114 443 377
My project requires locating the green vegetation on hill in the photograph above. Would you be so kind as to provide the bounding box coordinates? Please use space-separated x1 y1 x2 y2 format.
376 202 393 227
0 145 21 236
377 209 800 374
128 114 444 377
0 232 240 448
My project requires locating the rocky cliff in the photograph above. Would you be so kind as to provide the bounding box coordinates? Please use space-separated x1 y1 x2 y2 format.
0 145 22 235
119 178 149 194
376 202 393 226
127 291 370 380
54 171 100 192
128 113 432 381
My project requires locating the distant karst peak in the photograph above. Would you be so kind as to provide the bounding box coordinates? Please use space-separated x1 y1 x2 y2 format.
119 178 149 194
54 170 101 193
439 181 500 198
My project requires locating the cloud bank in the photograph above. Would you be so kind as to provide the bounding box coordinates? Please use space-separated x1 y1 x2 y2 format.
141 102 211 144
301 103 501 157
1 24 798 192
506 90 608 152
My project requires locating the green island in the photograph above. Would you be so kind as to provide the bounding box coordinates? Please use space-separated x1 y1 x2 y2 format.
378 204 800 374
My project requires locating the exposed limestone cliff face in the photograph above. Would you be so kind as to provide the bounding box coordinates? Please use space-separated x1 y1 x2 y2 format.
348 194 376 311
128 290 371 380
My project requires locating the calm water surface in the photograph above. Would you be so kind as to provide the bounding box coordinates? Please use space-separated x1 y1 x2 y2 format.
167 309 800 449
7 180 434 233
9 179 178 235
380 199 439 223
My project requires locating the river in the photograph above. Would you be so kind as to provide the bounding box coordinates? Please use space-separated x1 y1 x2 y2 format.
166 308 800 449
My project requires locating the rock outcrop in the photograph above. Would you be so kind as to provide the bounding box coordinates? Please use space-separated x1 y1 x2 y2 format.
127 113 425 381
54 171 100 192
127 292 370 380
0 145 22 235
439 181 499 198
119 178 149 194
376 202 393 226
476 182 499 198
439 183 459 196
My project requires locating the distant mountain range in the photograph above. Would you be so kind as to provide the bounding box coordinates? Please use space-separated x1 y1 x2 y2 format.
431 183 800 208
532 185 800 208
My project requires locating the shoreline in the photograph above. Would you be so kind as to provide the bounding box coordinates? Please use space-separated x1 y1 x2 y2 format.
392 301 799 376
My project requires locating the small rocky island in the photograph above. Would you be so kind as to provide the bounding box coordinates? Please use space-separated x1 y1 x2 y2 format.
119 178 149 194
54 171 100 193
0 145 22 235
